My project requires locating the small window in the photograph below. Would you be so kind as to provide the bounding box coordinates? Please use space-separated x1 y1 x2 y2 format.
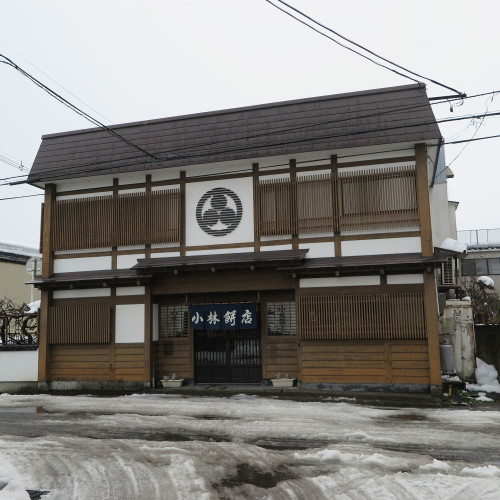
160 305 188 338
461 259 476 276
487 258 500 274
267 302 296 336
475 259 488 275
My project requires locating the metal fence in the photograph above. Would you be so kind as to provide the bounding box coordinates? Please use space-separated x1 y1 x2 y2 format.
457 228 500 246
0 313 38 347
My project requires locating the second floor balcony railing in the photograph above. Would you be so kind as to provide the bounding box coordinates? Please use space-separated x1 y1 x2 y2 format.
457 228 500 247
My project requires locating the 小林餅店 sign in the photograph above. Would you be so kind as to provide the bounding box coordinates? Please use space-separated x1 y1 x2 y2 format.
188 303 257 330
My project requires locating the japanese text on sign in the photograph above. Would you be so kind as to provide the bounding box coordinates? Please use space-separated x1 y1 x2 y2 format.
188 303 257 330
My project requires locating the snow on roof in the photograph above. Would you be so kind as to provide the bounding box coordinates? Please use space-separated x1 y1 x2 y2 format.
0 242 40 258
438 238 467 254
477 276 495 287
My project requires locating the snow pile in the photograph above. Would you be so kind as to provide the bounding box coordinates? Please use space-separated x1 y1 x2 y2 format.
0 463 29 500
477 275 495 287
24 300 40 315
467 358 500 393
439 238 467 254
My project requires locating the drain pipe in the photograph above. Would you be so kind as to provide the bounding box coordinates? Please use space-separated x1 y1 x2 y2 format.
430 137 443 187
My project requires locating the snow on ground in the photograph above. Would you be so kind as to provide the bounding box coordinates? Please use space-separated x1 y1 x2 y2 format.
0 393 499 499
467 358 500 394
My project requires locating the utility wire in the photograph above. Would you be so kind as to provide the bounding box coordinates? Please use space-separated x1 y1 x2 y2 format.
0 53 160 161
8 108 500 184
265 0 464 97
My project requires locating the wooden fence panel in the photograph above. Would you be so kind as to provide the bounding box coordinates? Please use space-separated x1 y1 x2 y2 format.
48 304 111 344
297 293 426 340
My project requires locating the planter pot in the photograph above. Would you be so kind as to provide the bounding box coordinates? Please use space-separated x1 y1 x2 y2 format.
161 379 184 388
271 378 295 388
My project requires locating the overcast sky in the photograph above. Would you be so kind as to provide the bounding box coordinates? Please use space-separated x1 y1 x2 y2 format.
1 0 499 248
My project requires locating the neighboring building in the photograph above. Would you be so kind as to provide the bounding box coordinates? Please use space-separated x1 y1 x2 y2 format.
29 83 457 393
0 242 41 305
458 228 500 294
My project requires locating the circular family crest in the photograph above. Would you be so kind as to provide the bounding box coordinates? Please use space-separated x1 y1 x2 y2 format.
196 187 243 236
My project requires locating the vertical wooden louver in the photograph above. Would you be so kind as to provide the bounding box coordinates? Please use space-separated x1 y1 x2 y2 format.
257 165 418 237
52 189 180 250
48 304 111 344
297 293 426 340
338 165 418 230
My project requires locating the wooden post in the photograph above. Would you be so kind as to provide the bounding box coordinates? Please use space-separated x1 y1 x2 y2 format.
252 163 260 252
180 171 186 256
41 184 55 277
331 154 341 256
111 178 119 269
37 289 51 386
145 174 152 258
415 144 433 256
424 270 442 388
290 159 298 250
144 285 152 385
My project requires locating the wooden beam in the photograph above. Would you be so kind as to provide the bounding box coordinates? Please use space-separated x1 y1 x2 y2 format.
37 289 51 384
252 163 261 252
144 285 152 384
415 144 433 256
180 171 186 256
41 184 55 277
423 270 442 386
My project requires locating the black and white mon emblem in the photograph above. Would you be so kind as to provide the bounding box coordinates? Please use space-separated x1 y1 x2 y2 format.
196 187 243 236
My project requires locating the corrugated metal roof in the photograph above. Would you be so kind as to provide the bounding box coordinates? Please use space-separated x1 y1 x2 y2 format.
28 84 441 184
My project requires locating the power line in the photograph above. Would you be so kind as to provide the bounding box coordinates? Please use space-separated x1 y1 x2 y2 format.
0 53 161 162
9 107 500 184
265 0 464 97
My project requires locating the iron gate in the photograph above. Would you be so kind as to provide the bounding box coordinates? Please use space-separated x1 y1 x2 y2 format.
194 329 261 383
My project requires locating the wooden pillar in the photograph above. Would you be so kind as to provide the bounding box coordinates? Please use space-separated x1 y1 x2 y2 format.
415 144 433 256
290 159 298 250
111 178 119 269
180 171 186 256
252 163 260 252
145 174 152 258
41 184 55 277
144 285 152 385
331 154 341 257
37 289 51 385
424 269 442 387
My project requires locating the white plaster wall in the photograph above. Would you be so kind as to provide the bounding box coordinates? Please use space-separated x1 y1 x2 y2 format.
300 276 380 288
299 242 335 258
152 304 159 342
258 244 293 252
115 304 145 343
116 286 145 296
341 237 421 256
186 177 254 247
430 182 454 247
387 274 424 285
53 288 111 299
57 192 113 201
0 350 38 381
150 251 181 258
117 254 144 269
186 247 253 256
53 256 112 273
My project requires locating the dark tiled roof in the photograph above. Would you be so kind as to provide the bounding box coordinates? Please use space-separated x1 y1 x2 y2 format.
28 84 441 183
0 251 31 265
133 249 309 272
278 253 447 275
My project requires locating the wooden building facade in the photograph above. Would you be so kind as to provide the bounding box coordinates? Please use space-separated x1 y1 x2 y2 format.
29 84 454 393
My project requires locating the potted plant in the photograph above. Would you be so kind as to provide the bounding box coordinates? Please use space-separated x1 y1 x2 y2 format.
161 373 184 388
270 373 296 388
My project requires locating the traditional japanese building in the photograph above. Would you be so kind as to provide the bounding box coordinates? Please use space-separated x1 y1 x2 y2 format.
29 84 456 393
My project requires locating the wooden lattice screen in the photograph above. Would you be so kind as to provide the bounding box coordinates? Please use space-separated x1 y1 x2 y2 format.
52 188 180 250
48 304 111 344
338 166 418 230
297 293 426 340
257 165 418 236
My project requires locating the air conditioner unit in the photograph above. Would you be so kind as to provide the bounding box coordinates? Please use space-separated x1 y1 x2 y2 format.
441 256 457 286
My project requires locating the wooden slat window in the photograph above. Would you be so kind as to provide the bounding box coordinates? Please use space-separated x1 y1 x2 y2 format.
52 196 113 250
297 293 426 340
48 304 111 344
267 302 297 336
52 189 180 250
258 178 294 236
160 305 189 338
339 165 418 231
297 174 335 234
